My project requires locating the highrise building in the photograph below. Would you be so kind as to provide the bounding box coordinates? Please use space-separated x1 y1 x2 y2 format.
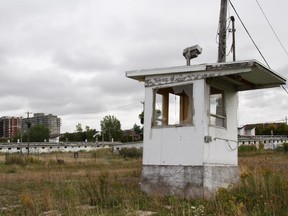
22 113 61 136
0 116 22 138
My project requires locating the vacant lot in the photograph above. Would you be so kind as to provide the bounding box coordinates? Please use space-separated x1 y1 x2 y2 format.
0 149 287 216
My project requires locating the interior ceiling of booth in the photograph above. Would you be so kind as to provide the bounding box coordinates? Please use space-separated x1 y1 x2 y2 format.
207 60 286 91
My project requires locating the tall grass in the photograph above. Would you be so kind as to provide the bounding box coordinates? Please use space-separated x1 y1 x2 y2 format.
5 154 42 166
0 149 287 215
207 168 287 215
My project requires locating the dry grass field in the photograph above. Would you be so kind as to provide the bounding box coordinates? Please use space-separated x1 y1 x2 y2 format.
0 148 287 216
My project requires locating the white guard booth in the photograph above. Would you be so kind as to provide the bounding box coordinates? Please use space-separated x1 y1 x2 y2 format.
126 60 286 199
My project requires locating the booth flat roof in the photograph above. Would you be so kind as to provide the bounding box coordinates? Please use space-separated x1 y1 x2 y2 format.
126 60 286 91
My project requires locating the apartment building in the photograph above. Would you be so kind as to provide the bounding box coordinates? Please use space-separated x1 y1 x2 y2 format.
22 113 61 136
0 116 22 138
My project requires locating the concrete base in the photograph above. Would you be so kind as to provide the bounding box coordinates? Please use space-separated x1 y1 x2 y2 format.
141 165 239 199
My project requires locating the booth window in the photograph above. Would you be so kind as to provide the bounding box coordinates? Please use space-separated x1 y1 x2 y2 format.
153 84 193 126
210 86 226 127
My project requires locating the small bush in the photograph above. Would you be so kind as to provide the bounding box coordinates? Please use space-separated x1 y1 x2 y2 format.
238 144 257 152
5 154 25 166
5 154 42 166
119 148 142 158
283 142 288 153
258 142 264 150
207 169 288 216
91 148 113 159
275 145 284 152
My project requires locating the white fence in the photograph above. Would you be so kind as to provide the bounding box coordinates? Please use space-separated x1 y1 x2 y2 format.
0 142 120 154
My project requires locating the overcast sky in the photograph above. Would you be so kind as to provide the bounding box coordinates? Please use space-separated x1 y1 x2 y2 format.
0 0 287 133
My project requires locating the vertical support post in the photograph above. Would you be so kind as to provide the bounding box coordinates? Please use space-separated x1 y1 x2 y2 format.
186 55 191 66
218 0 228 63
231 16 236 61
162 93 169 126
25 111 32 155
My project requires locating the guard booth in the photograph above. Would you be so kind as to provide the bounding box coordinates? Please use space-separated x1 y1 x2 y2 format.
126 60 286 199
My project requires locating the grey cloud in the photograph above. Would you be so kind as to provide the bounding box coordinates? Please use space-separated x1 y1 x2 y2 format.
54 48 115 72
0 0 287 132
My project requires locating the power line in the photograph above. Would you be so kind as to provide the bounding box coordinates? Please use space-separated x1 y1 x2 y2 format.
229 0 288 95
255 0 288 57
228 0 271 68
87 102 141 116
281 85 288 94
254 0 288 94
239 118 287 127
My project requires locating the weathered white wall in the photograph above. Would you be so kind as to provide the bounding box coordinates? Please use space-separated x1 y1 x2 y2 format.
204 80 238 166
143 80 206 166
143 77 238 166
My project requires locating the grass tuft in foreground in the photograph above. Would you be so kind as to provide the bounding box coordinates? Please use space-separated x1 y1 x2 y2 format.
0 149 287 215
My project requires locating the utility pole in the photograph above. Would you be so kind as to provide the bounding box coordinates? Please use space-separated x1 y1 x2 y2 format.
25 111 32 155
218 0 228 62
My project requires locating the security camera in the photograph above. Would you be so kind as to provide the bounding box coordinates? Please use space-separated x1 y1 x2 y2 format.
183 45 203 65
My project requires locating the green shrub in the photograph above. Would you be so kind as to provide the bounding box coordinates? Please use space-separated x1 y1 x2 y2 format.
258 142 264 150
283 142 288 153
5 154 42 166
238 144 257 152
119 148 142 158
207 169 288 216
275 145 284 152
91 148 113 159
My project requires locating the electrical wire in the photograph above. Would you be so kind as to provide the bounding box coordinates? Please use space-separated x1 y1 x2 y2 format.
229 0 288 95
239 118 287 126
216 17 232 45
213 137 239 151
281 85 288 94
255 0 288 57
254 0 288 95
228 0 271 69
92 102 141 115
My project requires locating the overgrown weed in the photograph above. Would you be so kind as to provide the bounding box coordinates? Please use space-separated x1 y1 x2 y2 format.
0 150 287 215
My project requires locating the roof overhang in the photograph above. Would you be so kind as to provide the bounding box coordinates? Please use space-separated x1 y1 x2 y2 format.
126 60 286 91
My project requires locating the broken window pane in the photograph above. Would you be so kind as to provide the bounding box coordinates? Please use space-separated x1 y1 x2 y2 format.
153 84 193 126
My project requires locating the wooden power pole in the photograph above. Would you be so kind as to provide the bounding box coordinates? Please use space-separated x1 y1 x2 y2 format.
218 0 228 62
25 111 32 155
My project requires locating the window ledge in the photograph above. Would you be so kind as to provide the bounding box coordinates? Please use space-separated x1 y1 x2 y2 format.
152 124 194 129
209 124 227 130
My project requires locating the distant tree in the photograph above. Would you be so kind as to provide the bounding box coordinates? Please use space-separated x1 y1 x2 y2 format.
22 125 50 142
75 123 83 133
277 123 288 135
60 124 98 142
0 137 8 143
84 126 97 141
139 111 144 124
100 115 122 141
121 124 143 143
12 131 22 143
74 123 84 141
133 124 141 134
254 123 288 135
60 132 74 142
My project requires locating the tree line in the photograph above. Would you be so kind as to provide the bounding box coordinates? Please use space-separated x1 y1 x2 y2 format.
253 123 288 136
60 115 143 143
1 114 143 143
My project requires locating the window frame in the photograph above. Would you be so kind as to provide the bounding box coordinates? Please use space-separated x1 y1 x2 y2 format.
209 86 226 128
152 84 193 128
